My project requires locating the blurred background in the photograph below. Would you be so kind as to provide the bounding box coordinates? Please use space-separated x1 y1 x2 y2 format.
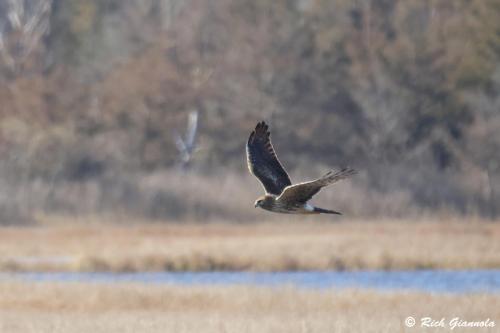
1 0 499 224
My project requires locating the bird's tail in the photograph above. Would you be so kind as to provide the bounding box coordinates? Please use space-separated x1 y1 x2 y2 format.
313 207 342 215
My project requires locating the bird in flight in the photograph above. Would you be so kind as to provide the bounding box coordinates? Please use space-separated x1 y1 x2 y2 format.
246 121 356 215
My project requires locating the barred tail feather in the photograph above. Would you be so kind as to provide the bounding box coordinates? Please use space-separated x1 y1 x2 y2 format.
313 207 342 215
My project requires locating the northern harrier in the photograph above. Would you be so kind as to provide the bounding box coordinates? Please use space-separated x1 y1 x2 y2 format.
246 121 356 215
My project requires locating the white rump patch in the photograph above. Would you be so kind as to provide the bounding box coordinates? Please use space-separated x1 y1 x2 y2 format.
305 203 314 212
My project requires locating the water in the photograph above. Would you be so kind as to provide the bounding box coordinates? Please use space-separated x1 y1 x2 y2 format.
2 270 500 294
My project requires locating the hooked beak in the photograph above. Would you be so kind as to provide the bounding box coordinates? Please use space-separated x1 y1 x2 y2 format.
254 202 259 208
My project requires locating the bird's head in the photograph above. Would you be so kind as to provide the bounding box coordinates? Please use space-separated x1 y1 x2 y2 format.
254 195 272 208
254 198 263 208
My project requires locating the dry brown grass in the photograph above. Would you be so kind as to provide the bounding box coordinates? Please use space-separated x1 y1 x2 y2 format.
0 280 498 333
0 218 499 272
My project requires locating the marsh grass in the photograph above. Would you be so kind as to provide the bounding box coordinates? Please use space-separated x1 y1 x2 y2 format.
0 219 499 272
2 168 465 225
0 281 498 333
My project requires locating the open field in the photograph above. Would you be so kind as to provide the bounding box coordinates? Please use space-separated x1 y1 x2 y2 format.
0 218 499 272
0 280 498 333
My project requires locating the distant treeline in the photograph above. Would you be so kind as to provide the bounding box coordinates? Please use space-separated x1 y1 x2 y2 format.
0 0 499 222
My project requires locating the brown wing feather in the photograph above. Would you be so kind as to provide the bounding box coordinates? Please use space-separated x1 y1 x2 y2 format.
246 121 291 195
277 168 356 204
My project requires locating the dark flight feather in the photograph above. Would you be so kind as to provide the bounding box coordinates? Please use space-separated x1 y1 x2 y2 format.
246 121 292 195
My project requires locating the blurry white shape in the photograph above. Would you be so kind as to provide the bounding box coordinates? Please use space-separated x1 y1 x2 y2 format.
0 0 52 74
174 110 199 169
185 111 198 149
174 131 187 153
7 0 22 29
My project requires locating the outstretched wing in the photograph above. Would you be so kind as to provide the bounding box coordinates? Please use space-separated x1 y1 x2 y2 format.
246 121 291 195
277 168 356 204
185 111 198 149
